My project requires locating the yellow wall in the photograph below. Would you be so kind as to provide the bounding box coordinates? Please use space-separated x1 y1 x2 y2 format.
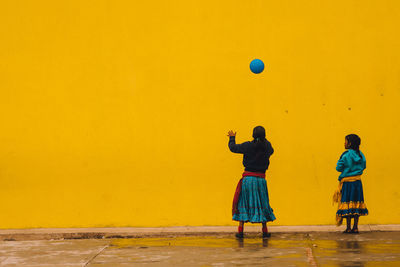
0 0 399 228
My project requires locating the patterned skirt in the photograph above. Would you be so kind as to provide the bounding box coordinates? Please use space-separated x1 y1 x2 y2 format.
337 180 368 217
232 176 276 223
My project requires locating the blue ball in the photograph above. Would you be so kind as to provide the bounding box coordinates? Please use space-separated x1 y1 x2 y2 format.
250 59 265 74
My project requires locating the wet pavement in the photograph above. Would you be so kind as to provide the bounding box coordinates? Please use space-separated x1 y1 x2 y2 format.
1 232 400 266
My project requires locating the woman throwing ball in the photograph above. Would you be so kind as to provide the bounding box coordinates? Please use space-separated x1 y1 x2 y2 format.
228 126 276 238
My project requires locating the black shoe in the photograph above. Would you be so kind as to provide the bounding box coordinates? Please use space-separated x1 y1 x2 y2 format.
262 232 271 238
235 232 244 239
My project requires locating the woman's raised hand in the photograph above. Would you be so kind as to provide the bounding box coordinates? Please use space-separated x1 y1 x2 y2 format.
227 130 237 137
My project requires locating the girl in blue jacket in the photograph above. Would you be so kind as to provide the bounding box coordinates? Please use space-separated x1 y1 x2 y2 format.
334 134 368 233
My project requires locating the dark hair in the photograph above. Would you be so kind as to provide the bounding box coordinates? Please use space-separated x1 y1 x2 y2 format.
346 134 362 157
253 126 268 157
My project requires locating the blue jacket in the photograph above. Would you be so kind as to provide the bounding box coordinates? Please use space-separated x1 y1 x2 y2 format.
336 149 366 181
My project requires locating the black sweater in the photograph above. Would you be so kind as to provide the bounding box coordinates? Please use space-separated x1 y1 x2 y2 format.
228 136 274 173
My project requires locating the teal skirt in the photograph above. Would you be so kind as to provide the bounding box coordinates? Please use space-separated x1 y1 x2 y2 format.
232 176 276 223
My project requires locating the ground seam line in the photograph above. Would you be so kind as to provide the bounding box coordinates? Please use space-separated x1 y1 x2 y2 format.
83 244 109 267
306 247 318 267
305 234 318 267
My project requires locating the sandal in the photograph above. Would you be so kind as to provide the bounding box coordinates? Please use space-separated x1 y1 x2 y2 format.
235 232 244 239
262 232 271 238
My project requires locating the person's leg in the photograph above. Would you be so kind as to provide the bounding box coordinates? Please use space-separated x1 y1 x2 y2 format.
343 216 351 233
351 216 359 234
236 221 244 238
262 222 271 238
262 222 267 233
239 221 244 232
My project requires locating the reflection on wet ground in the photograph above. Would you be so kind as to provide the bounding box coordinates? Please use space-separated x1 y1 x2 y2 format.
0 232 400 266
309 232 400 267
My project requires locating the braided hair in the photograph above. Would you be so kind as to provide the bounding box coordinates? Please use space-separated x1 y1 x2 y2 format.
346 134 362 158
253 126 268 158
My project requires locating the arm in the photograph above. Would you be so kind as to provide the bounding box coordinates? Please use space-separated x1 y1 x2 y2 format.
267 141 274 156
362 155 366 170
228 136 249 154
336 151 347 172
